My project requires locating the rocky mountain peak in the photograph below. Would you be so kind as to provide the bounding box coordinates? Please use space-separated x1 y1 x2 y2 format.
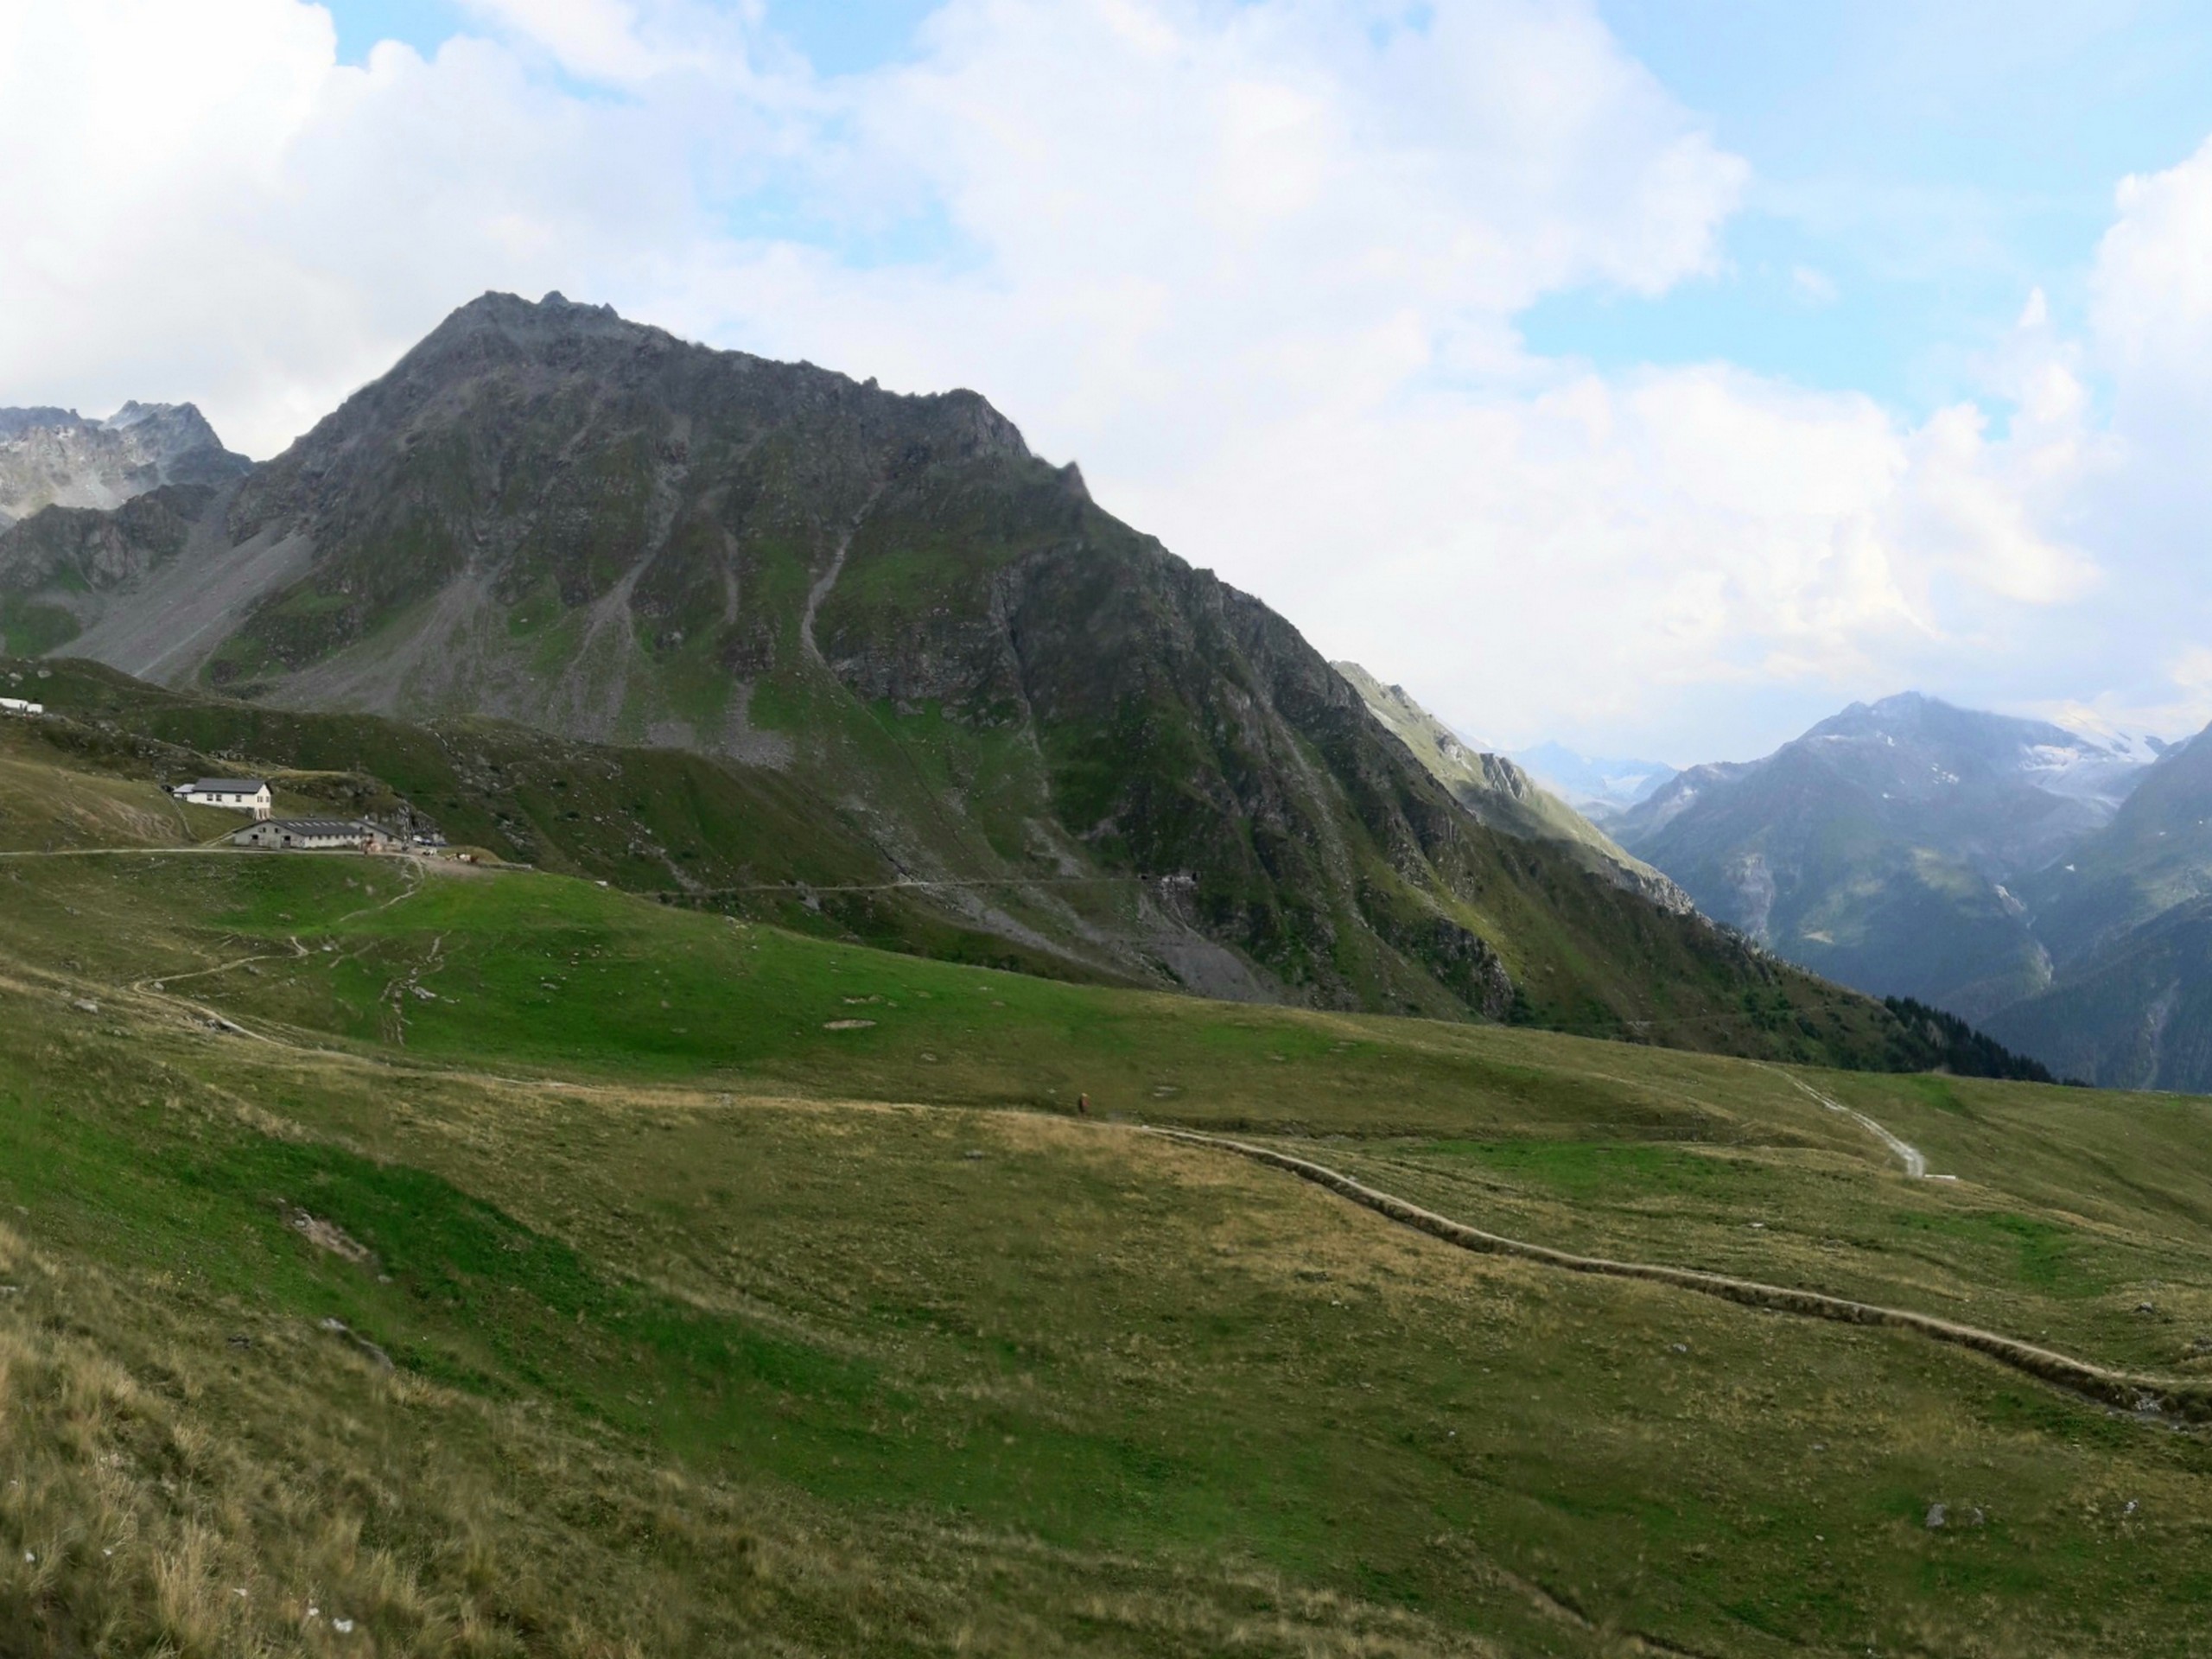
0 401 248 530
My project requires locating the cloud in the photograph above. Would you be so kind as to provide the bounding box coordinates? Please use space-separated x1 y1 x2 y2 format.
0 0 736 454
1790 264 1838 305
0 0 2192 758
461 0 666 81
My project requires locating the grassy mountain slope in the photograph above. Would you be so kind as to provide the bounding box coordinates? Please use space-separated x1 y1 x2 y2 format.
0 287 1968 1056
1 803 2210 1649
10 651 2075 1074
4 655 1136 982
1334 660 1688 909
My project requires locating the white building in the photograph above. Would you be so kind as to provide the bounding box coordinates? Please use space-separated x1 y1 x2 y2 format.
232 818 380 852
174 779 273 818
0 697 42 717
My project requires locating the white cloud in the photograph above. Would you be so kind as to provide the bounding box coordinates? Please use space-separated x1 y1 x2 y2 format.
1790 264 1838 305
461 0 666 81
2093 137 2212 384
0 0 2195 759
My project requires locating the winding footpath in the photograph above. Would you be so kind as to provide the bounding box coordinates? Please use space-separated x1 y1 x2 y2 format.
1143 1126 2212 1424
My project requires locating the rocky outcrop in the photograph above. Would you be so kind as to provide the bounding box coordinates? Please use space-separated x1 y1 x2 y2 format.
0 484 217 595
0 404 247 530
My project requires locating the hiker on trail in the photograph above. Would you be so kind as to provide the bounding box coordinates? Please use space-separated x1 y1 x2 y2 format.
1077 1093 1090 1116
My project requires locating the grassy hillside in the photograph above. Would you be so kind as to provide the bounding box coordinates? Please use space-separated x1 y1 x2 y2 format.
0 804 2209 1649
6 652 2004 1076
3 654 1147 983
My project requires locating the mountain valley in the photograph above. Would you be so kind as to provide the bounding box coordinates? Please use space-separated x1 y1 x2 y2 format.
0 295 2199 1655
0 690 2207 1655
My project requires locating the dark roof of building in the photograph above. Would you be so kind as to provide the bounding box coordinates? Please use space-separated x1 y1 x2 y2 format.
191 779 269 792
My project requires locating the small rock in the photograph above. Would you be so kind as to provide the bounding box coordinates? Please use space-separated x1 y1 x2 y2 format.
334 1618 355 1634
1670 1343 1689 1354
226 1334 251 1349
961 1149 985 1160
2136 1301 2158 1315
2124 1499 2139 1516
69 998 99 1015
1925 1503 1948 1529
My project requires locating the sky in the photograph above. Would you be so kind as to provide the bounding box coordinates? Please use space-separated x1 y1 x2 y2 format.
6 2 2212 764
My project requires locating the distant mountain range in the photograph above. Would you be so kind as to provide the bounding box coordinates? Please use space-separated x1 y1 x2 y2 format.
1980 728 2212 1087
1602 690 2212 1089
0 290 1956 1068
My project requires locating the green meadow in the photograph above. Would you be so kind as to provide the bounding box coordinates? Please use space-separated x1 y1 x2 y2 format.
0 838 2208 1655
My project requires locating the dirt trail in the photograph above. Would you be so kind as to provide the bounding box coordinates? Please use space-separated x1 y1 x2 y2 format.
1144 1126 2212 1423
126 860 429 1046
1758 1063 1936 1179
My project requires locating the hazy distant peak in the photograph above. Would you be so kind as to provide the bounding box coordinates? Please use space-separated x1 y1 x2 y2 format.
0 406 88 439
0 399 247 527
1506 740 1678 817
1806 690 2100 760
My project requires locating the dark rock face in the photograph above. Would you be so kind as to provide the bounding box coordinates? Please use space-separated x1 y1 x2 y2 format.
2 294 1922 1056
0 484 216 593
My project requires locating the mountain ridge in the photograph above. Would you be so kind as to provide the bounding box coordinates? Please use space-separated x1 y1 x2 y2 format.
0 400 249 531
0 290 1962 1061
1610 690 2152 1021
1333 661 1691 912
